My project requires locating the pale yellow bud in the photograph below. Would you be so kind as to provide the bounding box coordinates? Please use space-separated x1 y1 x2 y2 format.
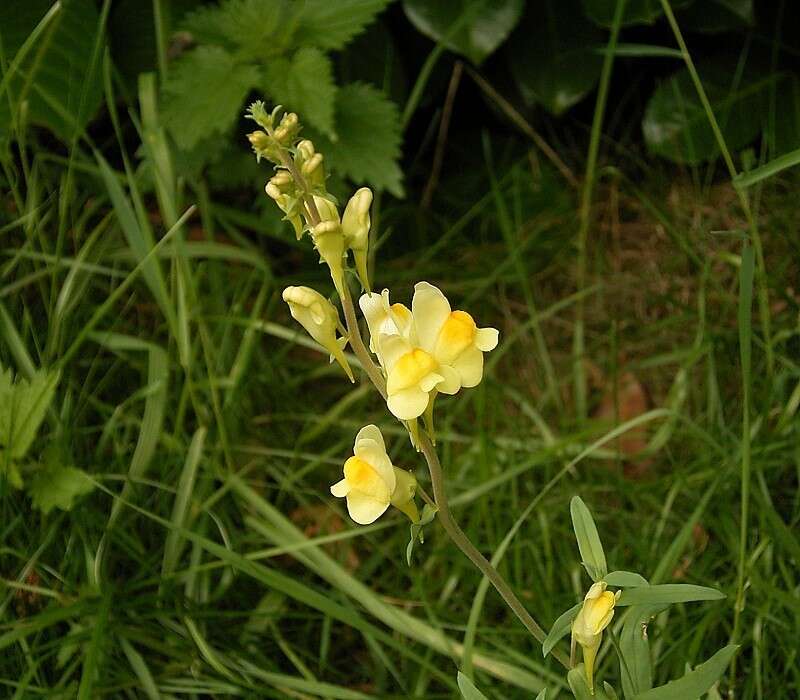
390 467 419 523
571 582 620 692
282 286 352 381
313 195 340 224
247 131 270 150
342 187 373 290
310 221 346 296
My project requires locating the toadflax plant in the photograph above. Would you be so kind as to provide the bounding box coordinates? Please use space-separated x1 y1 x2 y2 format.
246 103 735 699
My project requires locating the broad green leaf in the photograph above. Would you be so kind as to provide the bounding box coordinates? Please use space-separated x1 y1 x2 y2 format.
309 83 404 196
296 0 393 50
0 367 59 460
263 47 337 138
457 671 489 700
582 0 691 27
642 61 781 165
508 0 604 115
162 46 259 150
605 571 649 587
28 464 94 514
677 0 753 33
570 495 608 580
403 0 524 65
0 0 104 141
542 602 581 657
183 0 294 57
616 584 725 607
620 605 665 698
633 646 738 700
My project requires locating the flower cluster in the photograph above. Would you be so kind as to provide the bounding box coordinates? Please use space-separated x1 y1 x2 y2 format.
249 105 499 526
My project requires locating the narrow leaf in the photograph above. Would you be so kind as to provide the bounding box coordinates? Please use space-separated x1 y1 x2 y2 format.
457 671 489 700
542 602 581 658
570 495 608 580
633 646 738 700
617 584 725 607
605 571 649 588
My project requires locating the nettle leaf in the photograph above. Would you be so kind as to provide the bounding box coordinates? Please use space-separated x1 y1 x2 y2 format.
296 0 393 51
163 46 259 150
508 0 604 115
309 83 404 196
633 646 738 700
457 671 489 700
264 47 337 138
570 495 608 580
0 0 104 141
403 0 524 65
183 0 295 57
582 0 692 27
28 463 94 514
0 367 60 460
642 60 783 165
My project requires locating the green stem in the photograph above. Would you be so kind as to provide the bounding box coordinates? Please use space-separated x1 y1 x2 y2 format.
418 433 571 670
659 0 773 378
574 0 627 423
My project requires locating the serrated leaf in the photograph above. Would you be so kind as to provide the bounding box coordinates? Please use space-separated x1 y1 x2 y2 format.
642 60 781 165
616 584 725 607
163 46 259 150
570 496 608 580
0 0 104 141
605 571 649 587
633 646 738 700
508 0 604 115
542 602 581 657
582 0 692 27
264 47 337 138
403 0 524 65
0 367 59 460
183 0 294 57
296 0 393 51
309 83 404 196
28 464 94 514
457 671 489 700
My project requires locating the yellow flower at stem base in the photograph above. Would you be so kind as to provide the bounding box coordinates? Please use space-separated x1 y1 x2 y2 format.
379 334 444 421
571 581 620 693
330 425 418 524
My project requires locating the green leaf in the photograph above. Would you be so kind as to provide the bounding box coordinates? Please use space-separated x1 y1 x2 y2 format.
162 46 259 150
309 83 404 196
508 0 604 115
0 0 104 141
570 495 608 580
0 367 59 460
542 602 581 657
642 61 781 165
582 0 692 27
28 463 94 514
457 671 489 700
296 0 393 51
677 0 753 33
604 571 649 587
264 47 337 138
403 0 524 65
183 0 294 57
620 605 664 698
406 503 438 565
535 691 547 700
616 584 725 607
633 646 738 700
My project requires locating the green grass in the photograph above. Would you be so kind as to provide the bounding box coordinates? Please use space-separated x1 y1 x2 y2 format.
2 9 800 700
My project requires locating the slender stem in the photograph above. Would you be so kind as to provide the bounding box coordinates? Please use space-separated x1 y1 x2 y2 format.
419 433 571 670
339 284 386 397
574 0 626 424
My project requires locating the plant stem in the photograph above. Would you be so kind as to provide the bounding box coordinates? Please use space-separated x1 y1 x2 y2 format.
418 433 571 670
574 0 627 423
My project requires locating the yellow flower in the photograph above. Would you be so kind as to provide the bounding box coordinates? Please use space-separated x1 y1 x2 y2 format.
379 334 444 420
265 171 303 239
331 425 418 524
295 140 325 187
571 581 620 692
341 187 373 289
359 290 414 361
282 286 353 381
411 282 499 394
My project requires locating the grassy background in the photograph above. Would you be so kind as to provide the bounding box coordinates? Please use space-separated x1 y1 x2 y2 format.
1 1 800 698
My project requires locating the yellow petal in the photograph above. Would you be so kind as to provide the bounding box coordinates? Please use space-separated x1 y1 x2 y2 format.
386 349 438 393
345 491 390 524
387 386 430 420
330 478 350 497
433 310 477 364
343 456 391 501
452 345 484 388
412 282 451 351
475 327 499 352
